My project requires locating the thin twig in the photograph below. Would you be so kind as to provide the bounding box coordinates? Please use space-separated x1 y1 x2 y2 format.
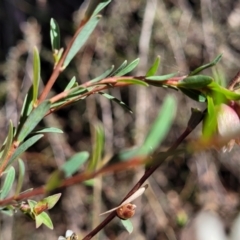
82 110 204 240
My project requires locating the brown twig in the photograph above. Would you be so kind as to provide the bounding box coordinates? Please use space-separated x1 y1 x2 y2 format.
47 76 185 116
0 157 145 206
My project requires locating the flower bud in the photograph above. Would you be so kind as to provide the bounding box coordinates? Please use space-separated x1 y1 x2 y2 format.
208 103 240 152
116 203 136 220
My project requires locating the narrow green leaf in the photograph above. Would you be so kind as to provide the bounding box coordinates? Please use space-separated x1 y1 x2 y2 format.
68 86 90 96
15 159 25 195
0 166 15 200
110 60 128 76
7 134 43 167
202 95 217 138
146 56 161 77
179 88 206 102
17 101 51 142
45 171 64 192
85 0 111 19
115 58 140 76
33 47 40 102
50 18 61 51
28 199 37 211
40 212 54 229
189 54 223 76
61 151 89 177
121 219 133 234
33 127 63 134
0 120 13 167
92 0 111 16
35 212 53 229
51 87 90 108
117 79 148 87
1 208 14 216
117 147 140 161
63 16 100 69
138 95 177 156
42 193 62 210
88 123 104 171
20 87 34 121
64 76 77 91
0 205 15 216
84 179 95 186
35 214 43 228
54 48 64 65
99 92 133 113
178 75 213 89
90 65 114 83
20 188 33 194
146 72 177 81
208 81 240 101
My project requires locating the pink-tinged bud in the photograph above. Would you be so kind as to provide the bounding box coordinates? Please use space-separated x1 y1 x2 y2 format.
216 104 240 152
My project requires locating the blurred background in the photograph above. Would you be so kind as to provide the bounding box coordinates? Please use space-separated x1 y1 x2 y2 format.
1 0 240 239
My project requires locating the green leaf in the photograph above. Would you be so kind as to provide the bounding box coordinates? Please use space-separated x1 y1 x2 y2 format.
115 58 140 76
117 79 148 87
84 179 95 186
63 16 100 69
88 123 104 171
0 208 14 216
0 166 15 200
20 87 34 121
110 60 128 76
65 76 77 91
146 72 177 81
61 151 89 177
45 171 64 192
90 65 114 83
42 193 62 210
202 95 217 138
17 101 51 142
51 87 90 108
138 95 177 156
177 75 213 89
0 120 13 167
92 0 111 16
179 88 206 102
68 86 90 96
20 188 33 194
117 147 140 161
28 199 37 211
33 47 40 103
189 54 223 76
54 48 64 65
50 18 61 51
33 127 63 134
208 81 240 101
85 0 111 20
15 159 25 195
121 219 133 234
99 92 133 113
146 56 161 77
7 134 43 167
36 212 53 229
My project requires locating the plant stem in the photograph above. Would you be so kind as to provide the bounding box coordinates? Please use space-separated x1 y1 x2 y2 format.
82 110 204 240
